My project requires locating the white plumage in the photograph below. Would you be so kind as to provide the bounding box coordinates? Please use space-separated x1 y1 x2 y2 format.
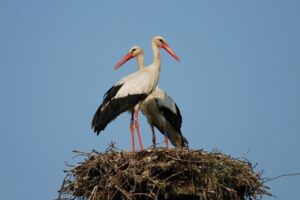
113 66 158 99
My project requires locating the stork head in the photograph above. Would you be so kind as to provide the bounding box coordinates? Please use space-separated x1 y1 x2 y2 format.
113 45 143 70
129 45 143 57
152 36 180 62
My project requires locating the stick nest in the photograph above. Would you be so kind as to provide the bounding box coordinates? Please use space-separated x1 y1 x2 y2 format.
58 146 270 200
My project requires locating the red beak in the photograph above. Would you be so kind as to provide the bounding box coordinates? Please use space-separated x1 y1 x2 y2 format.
161 43 180 62
113 53 134 70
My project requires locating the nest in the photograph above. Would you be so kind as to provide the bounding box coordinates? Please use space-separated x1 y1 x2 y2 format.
58 146 270 200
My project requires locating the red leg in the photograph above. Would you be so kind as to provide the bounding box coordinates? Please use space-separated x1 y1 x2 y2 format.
134 105 143 151
164 132 169 148
130 112 135 152
151 125 156 148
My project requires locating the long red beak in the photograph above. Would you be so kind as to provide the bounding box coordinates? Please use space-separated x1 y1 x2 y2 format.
113 53 134 70
161 43 180 62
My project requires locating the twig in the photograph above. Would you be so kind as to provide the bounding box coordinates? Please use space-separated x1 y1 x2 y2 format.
132 192 157 199
263 172 300 183
164 171 184 182
88 185 99 200
114 185 132 200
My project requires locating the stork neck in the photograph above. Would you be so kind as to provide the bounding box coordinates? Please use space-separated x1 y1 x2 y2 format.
149 42 161 92
136 53 145 70
152 42 161 68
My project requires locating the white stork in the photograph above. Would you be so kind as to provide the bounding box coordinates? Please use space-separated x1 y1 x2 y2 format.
92 36 180 152
114 46 188 148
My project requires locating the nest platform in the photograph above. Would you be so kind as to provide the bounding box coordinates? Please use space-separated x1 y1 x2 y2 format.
58 147 270 200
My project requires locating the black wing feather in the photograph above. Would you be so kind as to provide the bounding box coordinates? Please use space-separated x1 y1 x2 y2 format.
103 84 123 102
156 99 183 134
92 89 147 135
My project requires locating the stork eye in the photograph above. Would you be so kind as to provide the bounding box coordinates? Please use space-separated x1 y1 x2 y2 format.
131 48 137 53
159 39 164 43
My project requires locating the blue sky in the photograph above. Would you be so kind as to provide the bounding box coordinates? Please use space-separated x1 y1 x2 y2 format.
1 1 300 199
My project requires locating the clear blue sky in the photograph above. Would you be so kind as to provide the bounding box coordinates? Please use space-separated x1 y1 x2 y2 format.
1 1 299 199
